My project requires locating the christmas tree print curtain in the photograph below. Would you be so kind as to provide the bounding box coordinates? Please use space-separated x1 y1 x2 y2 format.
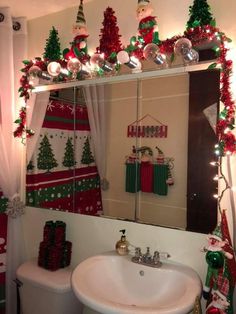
0 8 27 314
26 98 103 215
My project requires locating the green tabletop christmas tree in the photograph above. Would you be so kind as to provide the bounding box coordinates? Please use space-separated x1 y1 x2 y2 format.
43 26 61 61
186 0 214 29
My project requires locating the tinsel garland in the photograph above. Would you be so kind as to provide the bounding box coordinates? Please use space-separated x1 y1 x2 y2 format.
217 43 236 154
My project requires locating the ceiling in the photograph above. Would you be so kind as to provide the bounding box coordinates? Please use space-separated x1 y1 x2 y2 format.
0 0 91 20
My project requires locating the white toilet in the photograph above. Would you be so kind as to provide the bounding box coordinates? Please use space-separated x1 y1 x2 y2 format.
16 259 83 314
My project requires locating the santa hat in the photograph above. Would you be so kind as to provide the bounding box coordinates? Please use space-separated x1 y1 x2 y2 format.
76 0 86 26
137 0 150 6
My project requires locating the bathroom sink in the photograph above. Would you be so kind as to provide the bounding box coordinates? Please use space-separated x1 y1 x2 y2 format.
72 253 202 314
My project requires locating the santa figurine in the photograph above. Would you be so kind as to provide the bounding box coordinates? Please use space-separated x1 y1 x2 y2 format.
136 0 160 46
64 0 89 62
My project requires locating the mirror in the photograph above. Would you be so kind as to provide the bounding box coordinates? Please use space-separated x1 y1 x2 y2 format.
26 68 220 233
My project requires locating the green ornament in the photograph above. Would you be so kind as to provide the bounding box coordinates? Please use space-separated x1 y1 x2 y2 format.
206 251 224 269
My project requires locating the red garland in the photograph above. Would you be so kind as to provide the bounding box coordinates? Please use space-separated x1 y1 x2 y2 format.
217 42 236 155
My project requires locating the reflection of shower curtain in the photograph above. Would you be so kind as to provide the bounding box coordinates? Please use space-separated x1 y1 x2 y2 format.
83 85 108 190
26 100 103 215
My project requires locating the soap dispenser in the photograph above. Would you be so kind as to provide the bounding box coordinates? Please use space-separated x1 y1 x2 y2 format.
116 229 129 255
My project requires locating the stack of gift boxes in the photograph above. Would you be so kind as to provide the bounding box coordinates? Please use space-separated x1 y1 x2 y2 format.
38 220 72 271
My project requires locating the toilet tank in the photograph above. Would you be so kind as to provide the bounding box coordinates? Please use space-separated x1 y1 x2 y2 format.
17 259 83 314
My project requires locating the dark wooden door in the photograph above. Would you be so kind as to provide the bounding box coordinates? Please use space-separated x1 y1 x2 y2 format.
187 69 220 233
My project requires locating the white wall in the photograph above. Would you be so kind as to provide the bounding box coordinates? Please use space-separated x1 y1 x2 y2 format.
24 0 236 312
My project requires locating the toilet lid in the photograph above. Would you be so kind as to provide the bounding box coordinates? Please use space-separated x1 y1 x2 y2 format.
16 259 73 293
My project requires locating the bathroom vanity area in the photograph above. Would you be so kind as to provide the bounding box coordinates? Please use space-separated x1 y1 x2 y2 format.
23 61 219 314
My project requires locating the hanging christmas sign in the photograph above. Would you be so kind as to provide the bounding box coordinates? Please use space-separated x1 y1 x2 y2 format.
127 114 168 138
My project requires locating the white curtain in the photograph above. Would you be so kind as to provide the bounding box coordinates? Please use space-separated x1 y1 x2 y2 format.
0 7 27 314
83 84 108 189
26 90 50 163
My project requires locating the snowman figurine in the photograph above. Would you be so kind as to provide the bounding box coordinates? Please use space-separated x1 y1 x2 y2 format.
136 0 160 46
64 0 89 61
203 225 233 301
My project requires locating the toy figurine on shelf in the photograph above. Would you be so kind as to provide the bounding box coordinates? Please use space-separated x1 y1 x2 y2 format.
63 0 89 63
136 0 160 46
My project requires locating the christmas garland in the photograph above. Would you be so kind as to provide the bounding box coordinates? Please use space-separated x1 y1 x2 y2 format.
14 25 236 156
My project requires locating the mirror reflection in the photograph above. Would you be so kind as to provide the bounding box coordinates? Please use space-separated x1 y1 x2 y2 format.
26 69 220 233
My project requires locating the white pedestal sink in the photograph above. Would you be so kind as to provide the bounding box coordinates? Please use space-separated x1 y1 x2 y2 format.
72 252 202 314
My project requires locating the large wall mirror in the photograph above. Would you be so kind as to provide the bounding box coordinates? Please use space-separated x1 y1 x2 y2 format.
26 68 220 233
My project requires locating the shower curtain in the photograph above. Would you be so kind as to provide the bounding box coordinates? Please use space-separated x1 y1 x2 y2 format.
0 8 27 314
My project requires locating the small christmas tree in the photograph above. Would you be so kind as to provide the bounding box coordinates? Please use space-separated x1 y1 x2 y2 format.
81 137 95 166
37 135 58 173
43 26 61 61
97 7 122 63
62 138 76 169
187 0 214 29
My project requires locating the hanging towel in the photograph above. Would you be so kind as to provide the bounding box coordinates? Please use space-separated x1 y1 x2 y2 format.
125 163 140 193
153 164 168 195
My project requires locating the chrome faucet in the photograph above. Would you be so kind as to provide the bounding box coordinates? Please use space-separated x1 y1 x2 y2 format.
131 247 170 268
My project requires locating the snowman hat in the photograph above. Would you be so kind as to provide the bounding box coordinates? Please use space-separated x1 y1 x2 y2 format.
76 0 86 26
209 225 222 242
138 0 150 7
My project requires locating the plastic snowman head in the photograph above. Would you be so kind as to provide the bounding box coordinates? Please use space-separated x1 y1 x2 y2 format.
72 23 88 36
136 4 154 21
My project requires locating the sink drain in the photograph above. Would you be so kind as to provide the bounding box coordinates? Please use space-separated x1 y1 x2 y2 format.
139 270 144 276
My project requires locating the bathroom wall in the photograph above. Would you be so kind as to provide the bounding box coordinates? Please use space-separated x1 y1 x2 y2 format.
23 0 236 312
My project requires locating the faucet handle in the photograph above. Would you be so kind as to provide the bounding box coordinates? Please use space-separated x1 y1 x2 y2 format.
134 247 142 257
153 251 160 264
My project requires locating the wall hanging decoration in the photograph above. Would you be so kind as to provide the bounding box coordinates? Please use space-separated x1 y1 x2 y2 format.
38 220 72 271
125 146 174 195
127 114 168 138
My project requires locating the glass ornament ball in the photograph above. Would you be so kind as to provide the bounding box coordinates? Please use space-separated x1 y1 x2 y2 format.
143 43 160 61
47 62 61 77
206 251 224 269
67 58 81 75
174 38 192 55
28 65 42 77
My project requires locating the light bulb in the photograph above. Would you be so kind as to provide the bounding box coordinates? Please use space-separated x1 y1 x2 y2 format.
28 65 42 77
174 38 192 55
67 58 81 78
47 62 61 77
117 50 138 69
143 43 167 67
183 48 199 64
90 53 113 72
